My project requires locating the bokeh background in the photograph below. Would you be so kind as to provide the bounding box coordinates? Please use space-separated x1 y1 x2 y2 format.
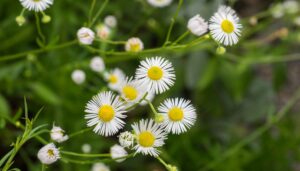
1 0 300 170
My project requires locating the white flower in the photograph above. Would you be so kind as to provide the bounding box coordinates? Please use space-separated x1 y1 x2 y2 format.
110 144 128 162
96 24 111 40
271 4 284 18
135 57 175 94
294 17 300 26
90 56 105 72
84 91 127 136
118 77 147 106
158 98 197 134
131 119 167 157
187 14 208 36
104 15 117 28
71 69 85 85
140 93 155 106
147 0 173 8
50 124 68 143
118 131 134 148
77 27 95 45
125 37 144 52
19 0 53 12
81 144 92 153
37 143 60 165
283 1 299 14
91 162 110 171
209 6 242 46
104 68 126 91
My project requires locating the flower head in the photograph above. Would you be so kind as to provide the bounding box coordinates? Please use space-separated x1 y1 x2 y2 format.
131 119 167 157
118 131 134 148
71 69 85 85
92 163 110 171
110 144 128 162
37 143 60 165
104 68 126 91
209 6 242 46
135 57 175 94
85 91 127 136
125 37 144 52
81 144 92 153
104 15 117 28
77 27 95 45
187 14 208 36
158 98 197 134
90 56 105 72
147 0 173 8
50 124 68 143
96 24 111 40
19 0 53 12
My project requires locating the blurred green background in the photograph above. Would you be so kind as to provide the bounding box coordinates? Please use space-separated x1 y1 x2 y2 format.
1 0 300 170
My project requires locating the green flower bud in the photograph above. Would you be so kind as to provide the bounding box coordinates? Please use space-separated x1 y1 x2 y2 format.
16 16 26 26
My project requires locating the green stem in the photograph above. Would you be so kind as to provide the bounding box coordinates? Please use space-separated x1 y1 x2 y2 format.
89 0 109 27
95 38 127 45
156 156 170 170
200 87 300 171
61 153 134 164
172 30 190 45
126 92 148 111
41 164 46 171
68 127 93 139
34 12 46 46
147 100 159 116
88 0 97 26
61 151 111 158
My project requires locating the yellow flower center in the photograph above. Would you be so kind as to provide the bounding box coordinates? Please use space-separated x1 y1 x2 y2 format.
122 86 138 100
147 66 163 80
168 107 184 121
98 105 115 122
109 75 118 84
47 149 55 157
138 131 155 147
130 43 141 52
221 19 234 34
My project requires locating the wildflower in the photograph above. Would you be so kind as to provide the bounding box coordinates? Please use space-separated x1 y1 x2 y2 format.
158 98 197 134
90 56 105 72
131 119 167 157
209 6 242 46
125 37 144 52
110 144 128 162
19 0 53 12
77 27 95 45
118 131 134 148
81 144 92 153
147 0 173 8
50 124 68 143
16 15 26 26
104 15 117 28
91 163 110 171
271 4 284 18
104 68 126 91
37 143 60 165
96 24 111 40
283 0 299 14
71 69 85 85
135 57 175 94
187 14 208 36
84 91 127 136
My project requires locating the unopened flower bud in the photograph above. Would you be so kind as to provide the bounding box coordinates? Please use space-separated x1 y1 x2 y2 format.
216 46 226 55
42 15 51 23
16 16 26 26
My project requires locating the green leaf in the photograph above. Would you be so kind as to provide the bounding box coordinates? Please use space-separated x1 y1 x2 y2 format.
29 82 61 106
197 57 218 90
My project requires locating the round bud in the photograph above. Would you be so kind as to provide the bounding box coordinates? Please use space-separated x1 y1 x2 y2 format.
16 16 26 26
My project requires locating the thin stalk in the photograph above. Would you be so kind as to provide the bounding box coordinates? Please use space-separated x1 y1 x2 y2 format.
90 0 109 27
34 13 46 45
172 30 190 45
126 92 148 111
147 100 159 116
68 127 93 139
61 151 111 158
156 156 170 170
88 0 97 25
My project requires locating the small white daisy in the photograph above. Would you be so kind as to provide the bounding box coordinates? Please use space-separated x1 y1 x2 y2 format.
187 14 208 36
19 0 53 12
90 56 105 72
50 124 68 143
125 37 144 52
110 144 128 162
77 27 95 45
71 69 85 85
104 68 126 91
135 57 175 94
104 15 117 28
96 24 111 40
158 98 197 134
271 4 284 18
131 119 167 157
118 77 147 105
91 162 110 171
147 0 173 8
209 6 242 46
81 144 92 153
118 131 134 148
37 143 60 165
85 91 127 136
283 0 299 14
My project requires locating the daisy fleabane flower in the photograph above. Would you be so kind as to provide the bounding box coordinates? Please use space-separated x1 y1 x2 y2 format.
96 24 111 40
37 143 60 165
147 0 173 8
71 69 85 85
92 163 110 171
104 15 117 28
84 91 127 136
90 56 105 72
110 144 128 162
209 6 242 46
118 131 134 148
125 37 144 52
158 98 197 134
104 68 126 91
187 14 208 36
135 57 175 94
118 77 147 106
77 27 95 45
50 124 68 143
132 119 167 157
19 0 53 12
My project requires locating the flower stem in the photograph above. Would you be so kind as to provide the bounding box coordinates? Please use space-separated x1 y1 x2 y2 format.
172 30 190 45
156 156 170 170
61 151 111 158
126 92 148 111
89 0 109 27
88 0 97 26
34 12 46 46
68 127 93 139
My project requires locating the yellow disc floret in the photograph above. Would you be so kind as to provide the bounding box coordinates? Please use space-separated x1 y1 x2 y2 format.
221 19 234 34
98 105 115 122
147 66 163 80
138 131 155 147
123 86 138 100
109 75 118 84
168 107 184 121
